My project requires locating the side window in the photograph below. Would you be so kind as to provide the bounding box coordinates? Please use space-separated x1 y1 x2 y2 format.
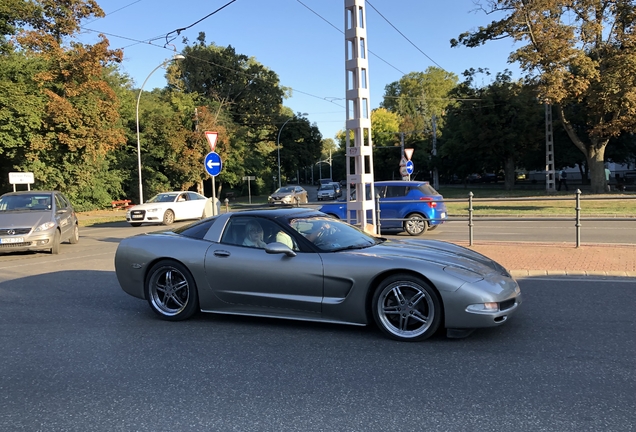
187 192 203 201
55 194 67 210
221 217 298 250
385 186 405 198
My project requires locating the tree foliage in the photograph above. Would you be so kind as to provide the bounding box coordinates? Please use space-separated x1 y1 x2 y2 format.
452 0 636 193
440 70 544 189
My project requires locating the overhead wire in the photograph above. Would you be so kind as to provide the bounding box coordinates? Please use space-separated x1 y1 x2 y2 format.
366 1 447 72
295 0 406 76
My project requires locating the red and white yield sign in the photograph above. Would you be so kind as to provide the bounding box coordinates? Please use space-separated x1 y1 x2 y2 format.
205 131 218 151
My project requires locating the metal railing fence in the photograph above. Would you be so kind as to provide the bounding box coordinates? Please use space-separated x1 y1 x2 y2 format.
373 189 636 248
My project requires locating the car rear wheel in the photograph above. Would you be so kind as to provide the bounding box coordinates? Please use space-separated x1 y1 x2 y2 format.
162 210 175 225
372 274 441 342
404 213 428 236
69 224 79 244
50 229 61 254
145 260 199 321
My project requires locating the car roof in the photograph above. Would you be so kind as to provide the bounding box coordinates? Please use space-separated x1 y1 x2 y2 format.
231 207 323 221
375 180 429 186
1 190 58 197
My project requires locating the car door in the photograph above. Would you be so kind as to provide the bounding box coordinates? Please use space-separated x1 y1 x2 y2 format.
185 192 206 219
205 216 324 315
54 193 73 240
294 187 306 203
379 185 407 229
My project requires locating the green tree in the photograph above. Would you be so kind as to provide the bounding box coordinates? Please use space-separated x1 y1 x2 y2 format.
452 0 636 193
440 70 544 190
3 0 126 209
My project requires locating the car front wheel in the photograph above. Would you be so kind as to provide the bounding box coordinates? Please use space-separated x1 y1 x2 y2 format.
145 260 199 321
404 213 428 236
50 229 61 254
69 224 79 244
162 209 175 225
372 274 441 341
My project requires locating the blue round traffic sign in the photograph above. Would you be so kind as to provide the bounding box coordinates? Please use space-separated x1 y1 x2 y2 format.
405 160 414 175
204 152 222 176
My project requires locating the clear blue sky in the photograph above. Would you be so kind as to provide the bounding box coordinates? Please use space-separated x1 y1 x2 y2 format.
78 0 521 141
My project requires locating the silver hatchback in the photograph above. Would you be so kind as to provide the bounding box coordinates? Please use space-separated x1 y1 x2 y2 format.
0 191 79 254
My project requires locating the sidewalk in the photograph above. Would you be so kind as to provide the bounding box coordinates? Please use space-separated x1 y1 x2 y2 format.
454 241 636 278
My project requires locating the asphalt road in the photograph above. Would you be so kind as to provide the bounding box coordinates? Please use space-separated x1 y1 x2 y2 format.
0 225 634 431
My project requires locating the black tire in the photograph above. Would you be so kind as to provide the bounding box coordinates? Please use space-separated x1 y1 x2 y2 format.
50 229 61 255
372 274 441 341
427 224 439 231
145 260 199 321
130 223 142 227
404 213 428 236
69 224 80 244
162 209 175 225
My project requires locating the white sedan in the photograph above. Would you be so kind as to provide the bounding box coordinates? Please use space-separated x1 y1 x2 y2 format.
126 192 220 227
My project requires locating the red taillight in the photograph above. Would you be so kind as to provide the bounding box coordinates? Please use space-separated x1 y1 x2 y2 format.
419 197 437 208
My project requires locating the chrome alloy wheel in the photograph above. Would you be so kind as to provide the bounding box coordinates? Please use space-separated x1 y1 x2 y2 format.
376 280 436 340
148 265 191 317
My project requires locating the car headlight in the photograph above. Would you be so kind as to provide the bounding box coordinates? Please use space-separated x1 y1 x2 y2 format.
268 196 272 201
466 302 499 313
34 222 56 232
443 266 484 283
146 208 160 213
283 196 291 202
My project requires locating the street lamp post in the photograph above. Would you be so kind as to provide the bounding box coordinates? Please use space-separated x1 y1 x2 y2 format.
276 113 308 189
135 54 185 204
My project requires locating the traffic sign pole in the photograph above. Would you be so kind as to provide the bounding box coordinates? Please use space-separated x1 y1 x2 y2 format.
204 152 223 215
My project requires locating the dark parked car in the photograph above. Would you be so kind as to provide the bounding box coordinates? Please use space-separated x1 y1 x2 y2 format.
319 180 447 235
0 190 79 254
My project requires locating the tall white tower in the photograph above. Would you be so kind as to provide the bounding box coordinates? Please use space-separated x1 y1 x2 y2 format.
344 0 376 233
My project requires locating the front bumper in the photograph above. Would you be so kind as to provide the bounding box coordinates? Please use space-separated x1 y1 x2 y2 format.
0 232 55 253
442 275 522 329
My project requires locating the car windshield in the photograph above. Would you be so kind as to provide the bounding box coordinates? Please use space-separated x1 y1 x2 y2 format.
275 187 294 194
147 193 178 203
0 194 52 211
289 216 382 252
319 185 334 191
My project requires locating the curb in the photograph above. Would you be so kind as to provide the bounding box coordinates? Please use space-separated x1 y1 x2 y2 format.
510 270 636 278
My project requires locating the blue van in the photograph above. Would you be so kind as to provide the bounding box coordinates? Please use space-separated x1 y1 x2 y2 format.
318 180 447 235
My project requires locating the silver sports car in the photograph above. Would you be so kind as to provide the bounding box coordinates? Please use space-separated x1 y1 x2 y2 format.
115 208 521 341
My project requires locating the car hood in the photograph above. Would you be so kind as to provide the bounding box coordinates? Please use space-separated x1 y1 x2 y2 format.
0 210 52 228
365 238 507 277
128 202 172 211
271 193 293 199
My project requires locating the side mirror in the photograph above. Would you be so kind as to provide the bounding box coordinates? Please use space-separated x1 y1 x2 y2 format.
265 242 296 257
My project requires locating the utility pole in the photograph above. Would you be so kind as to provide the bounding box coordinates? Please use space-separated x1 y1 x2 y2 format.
344 0 376 233
545 103 556 192
432 114 439 190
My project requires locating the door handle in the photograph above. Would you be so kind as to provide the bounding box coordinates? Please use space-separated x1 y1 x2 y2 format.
213 250 231 257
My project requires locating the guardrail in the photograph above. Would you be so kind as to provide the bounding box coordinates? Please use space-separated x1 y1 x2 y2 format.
374 189 636 248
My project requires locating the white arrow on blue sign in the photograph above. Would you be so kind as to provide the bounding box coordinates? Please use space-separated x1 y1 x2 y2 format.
204 152 222 177
406 160 414 175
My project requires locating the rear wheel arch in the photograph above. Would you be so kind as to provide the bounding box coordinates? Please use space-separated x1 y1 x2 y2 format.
144 258 199 320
